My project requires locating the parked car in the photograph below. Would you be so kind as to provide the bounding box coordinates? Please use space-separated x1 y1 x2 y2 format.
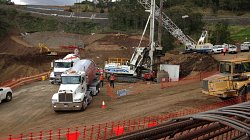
0 87 12 103
228 45 237 54
212 45 224 53
240 42 250 52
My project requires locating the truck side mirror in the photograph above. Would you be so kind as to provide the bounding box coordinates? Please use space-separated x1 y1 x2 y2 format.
81 77 84 83
51 61 54 68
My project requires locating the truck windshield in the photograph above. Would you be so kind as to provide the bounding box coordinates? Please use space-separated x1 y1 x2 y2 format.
55 62 72 68
61 76 81 84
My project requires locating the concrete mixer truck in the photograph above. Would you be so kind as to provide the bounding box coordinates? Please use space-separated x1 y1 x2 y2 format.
51 59 101 112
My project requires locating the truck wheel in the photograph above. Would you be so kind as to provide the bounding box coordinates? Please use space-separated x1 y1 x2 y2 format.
239 86 246 95
81 98 87 111
5 92 12 102
239 86 247 102
97 87 100 95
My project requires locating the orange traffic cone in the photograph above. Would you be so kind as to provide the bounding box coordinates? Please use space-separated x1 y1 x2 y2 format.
101 100 106 109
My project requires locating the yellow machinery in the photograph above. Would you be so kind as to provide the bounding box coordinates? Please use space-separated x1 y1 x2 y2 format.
202 58 250 98
37 43 57 56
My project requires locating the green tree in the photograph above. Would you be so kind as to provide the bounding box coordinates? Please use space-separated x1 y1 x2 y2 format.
109 0 147 31
210 22 231 44
0 18 11 38
0 0 14 5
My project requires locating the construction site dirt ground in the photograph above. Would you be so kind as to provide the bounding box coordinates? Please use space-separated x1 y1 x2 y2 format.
0 32 250 137
0 80 221 137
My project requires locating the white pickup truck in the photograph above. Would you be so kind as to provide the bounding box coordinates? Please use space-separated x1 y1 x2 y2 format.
0 87 12 103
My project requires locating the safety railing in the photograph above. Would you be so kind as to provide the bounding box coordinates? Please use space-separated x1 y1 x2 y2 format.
0 72 50 90
106 58 129 65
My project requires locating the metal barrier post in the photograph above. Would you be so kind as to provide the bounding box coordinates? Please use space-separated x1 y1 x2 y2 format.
82 126 86 140
39 131 43 140
58 129 61 140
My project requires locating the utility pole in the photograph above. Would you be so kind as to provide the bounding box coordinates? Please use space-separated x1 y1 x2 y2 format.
149 0 155 71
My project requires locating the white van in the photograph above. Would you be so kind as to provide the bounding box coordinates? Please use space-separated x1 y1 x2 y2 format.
240 42 250 52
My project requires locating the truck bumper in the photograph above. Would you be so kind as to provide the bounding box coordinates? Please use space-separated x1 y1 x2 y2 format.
52 102 82 111
202 90 238 98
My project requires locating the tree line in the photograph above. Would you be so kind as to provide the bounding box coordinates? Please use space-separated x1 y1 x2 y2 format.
192 0 250 12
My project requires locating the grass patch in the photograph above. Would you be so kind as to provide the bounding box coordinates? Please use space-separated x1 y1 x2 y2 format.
230 25 250 42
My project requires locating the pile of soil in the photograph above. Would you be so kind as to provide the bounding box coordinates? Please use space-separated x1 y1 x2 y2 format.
0 53 64 82
0 33 72 82
161 53 218 77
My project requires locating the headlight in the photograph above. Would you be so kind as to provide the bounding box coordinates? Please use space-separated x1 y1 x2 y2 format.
74 98 81 102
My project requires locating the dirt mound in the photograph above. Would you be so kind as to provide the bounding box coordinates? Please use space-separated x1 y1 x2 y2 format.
0 37 38 55
96 34 148 49
161 53 218 77
0 53 65 82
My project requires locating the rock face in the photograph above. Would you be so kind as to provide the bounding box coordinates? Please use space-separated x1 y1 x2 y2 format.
161 53 218 77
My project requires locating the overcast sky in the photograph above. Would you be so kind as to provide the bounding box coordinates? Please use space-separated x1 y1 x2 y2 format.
11 0 99 5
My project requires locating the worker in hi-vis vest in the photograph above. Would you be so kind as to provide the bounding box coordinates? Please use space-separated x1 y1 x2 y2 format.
99 73 104 87
109 74 115 88
223 47 227 55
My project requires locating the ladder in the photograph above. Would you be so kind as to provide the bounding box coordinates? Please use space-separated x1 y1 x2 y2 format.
137 0 196 50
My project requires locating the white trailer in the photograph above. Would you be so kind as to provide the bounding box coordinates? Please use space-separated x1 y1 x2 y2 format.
51 59 100 112
49 54 80 84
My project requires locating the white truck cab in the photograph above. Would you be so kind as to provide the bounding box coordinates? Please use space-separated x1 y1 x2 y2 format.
50 54 80 84
0 87 12 103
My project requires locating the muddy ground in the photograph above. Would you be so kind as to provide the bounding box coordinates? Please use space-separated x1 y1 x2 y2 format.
0 80 220 137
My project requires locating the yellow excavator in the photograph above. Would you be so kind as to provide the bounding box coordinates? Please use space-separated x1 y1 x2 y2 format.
37 43 57 56
202 58 250 99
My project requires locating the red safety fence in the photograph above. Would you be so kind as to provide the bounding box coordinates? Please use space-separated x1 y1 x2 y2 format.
160 70 219 89
0 72 50 90
3 94 250 140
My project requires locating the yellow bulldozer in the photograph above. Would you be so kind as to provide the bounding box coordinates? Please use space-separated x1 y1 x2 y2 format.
202 58 250 99
37 43 57 56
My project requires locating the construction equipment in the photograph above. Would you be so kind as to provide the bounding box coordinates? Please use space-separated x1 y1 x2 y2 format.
37 43 57 56
202 58 250 98
52 59 101 112
137 0 213 53
104 0 161 81
105 0 214 82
